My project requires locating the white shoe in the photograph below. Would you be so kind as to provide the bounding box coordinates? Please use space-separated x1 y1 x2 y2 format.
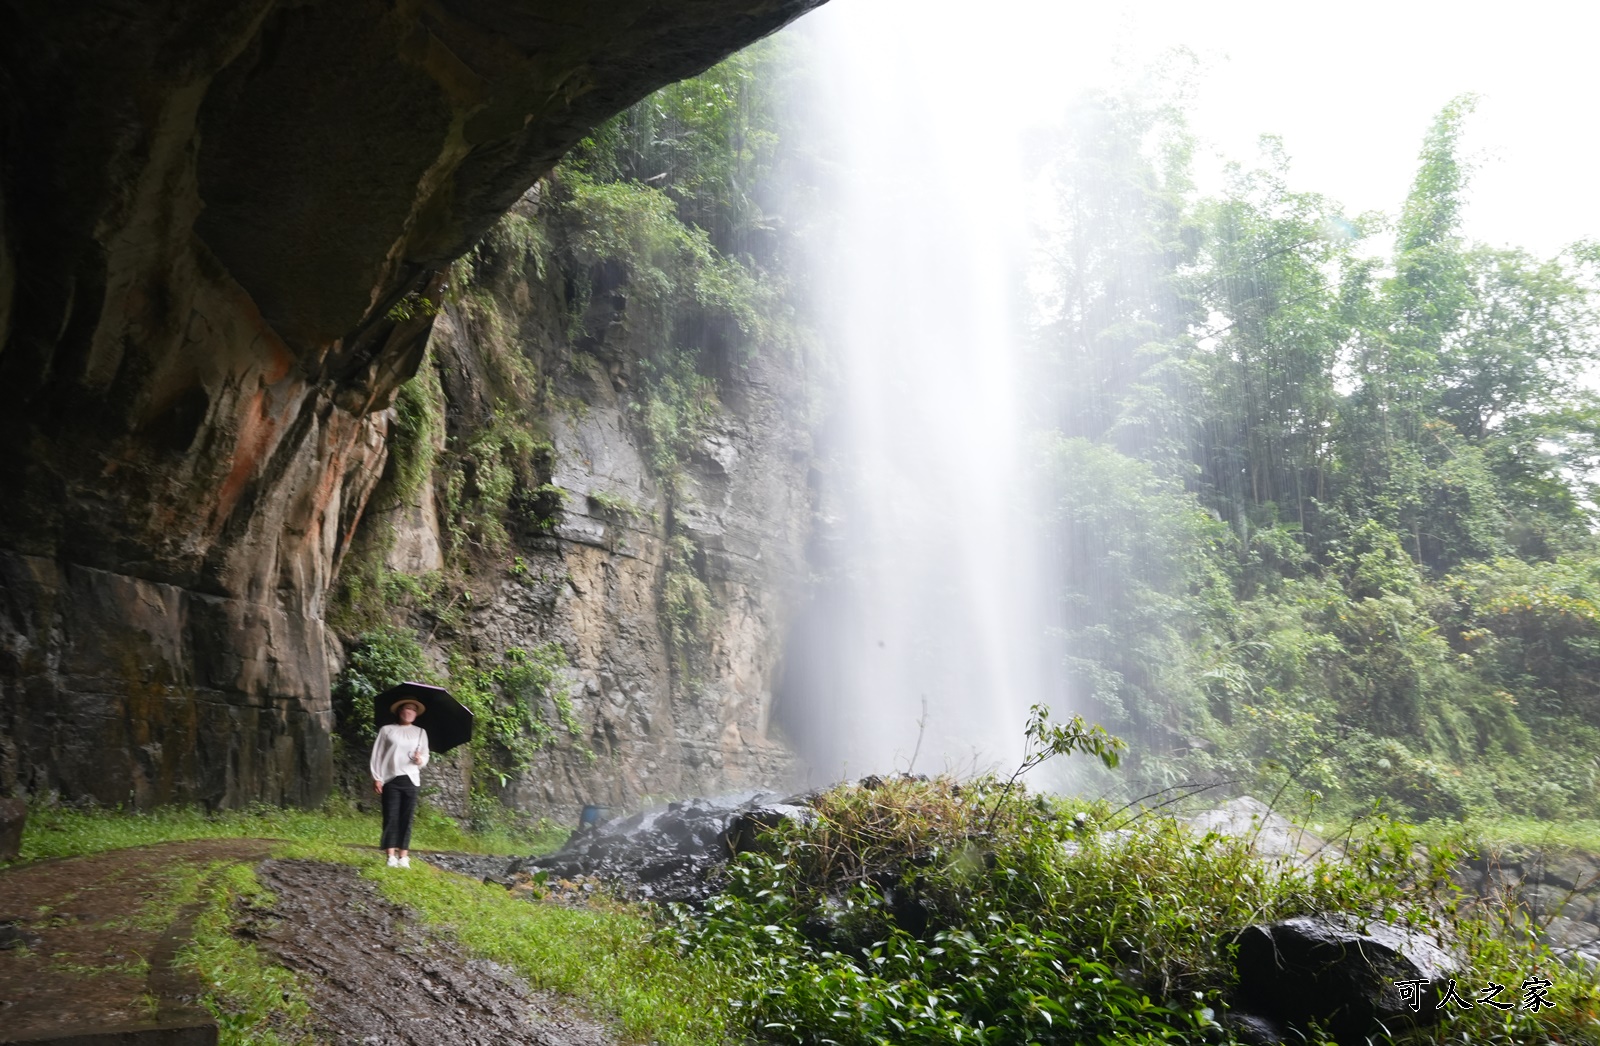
387 854 399 867
398 856 411 868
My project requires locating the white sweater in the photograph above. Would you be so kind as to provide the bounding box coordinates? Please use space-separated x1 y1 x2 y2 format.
370 723 430 787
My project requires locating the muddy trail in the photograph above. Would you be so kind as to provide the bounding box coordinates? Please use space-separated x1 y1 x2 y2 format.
248 858 614 1046
0 843 619 1045
0 838 275 1043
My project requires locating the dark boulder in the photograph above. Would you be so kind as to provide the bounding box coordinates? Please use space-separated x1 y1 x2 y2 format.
727 798 818 855
513 792 815 903
1220 1012 1290 1046
1232 916 1459 1043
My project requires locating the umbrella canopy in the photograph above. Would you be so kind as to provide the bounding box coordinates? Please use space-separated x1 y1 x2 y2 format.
373 681 475 754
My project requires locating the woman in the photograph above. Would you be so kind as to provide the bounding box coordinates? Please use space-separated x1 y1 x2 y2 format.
370 697 430 867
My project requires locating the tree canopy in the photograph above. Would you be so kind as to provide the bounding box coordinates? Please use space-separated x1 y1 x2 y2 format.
1035 90 1600 822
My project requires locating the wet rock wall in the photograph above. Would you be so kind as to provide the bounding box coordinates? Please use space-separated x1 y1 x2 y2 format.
0 0 825 807
356 188 817 820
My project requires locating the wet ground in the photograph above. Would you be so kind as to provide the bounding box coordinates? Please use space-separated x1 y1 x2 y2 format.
0 841 614 1045
249 858 612 1046
0 838 274 1042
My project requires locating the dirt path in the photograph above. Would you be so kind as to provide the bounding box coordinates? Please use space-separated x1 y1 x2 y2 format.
0 842 616 1045
248 858 614 1046
0 838 274 1042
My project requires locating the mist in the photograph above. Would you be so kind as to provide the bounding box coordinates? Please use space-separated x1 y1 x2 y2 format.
773 3 1055 780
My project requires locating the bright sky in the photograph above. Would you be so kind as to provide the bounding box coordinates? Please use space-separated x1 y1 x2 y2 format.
801 0 1600 258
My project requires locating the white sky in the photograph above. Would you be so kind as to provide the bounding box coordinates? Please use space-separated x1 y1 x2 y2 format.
801 0 1600 258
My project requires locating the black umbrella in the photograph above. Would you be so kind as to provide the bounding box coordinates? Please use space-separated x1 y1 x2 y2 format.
373 681 475 754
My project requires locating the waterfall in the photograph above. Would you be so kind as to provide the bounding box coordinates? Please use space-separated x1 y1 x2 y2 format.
774 3 1057 780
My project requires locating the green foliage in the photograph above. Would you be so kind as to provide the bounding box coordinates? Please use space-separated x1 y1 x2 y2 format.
1189 140 1367 538
440 412 558 560
1033 88 1200 462
663 534 715 666
1445 555 1600 722
450 207 552 294
326 358 446 635
587 488 644 521
667 777 1600 1045
569 38 788 255
448 642 589 780
556 40 802 496
334 627 434 747
1043 436 1229 734
559 171 773 347
388 360 445 505
1037 83 1600 826
635 353 722 487
1023 703 1127 771
385 292 442 323
988 704 1127 825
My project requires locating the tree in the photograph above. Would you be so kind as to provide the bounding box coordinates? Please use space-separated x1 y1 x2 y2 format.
1031 91 1201 465
1188 138 1367 549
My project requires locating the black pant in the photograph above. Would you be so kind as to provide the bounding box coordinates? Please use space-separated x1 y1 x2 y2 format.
380 775 419 851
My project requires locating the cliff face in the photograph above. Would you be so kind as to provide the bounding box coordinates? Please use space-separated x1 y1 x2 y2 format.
0 0 823 807
408 199 814 813
324 155 818 819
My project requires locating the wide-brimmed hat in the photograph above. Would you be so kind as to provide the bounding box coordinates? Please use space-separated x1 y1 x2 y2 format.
389 698 427 716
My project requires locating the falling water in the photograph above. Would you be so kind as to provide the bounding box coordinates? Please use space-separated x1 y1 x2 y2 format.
774 4 1056 780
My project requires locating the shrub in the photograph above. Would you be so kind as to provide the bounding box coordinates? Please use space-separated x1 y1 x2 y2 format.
663 775 1599 1045
333 627 434 746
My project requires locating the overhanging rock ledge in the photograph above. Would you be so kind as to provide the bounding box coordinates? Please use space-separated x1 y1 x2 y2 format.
0 0 826 807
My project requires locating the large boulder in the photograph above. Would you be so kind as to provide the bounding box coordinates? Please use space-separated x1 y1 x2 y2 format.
1231 916 1459 1043
1454 844 1600 964
508 792 814 903
1186 796 1338 862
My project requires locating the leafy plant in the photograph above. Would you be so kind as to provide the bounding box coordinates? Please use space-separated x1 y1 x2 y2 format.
588 488 644 521
663 534 714 668
986 704 1126 826
448 642 589 779
665 775 1599 1045
333 627 434 746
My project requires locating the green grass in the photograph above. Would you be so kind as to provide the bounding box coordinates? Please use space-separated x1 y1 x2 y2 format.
8 804 718 1045
12 802 566 864
1416 816 1600 853
181 863 313 1046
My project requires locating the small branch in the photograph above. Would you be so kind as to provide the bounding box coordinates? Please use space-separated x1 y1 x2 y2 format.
907 697 928 776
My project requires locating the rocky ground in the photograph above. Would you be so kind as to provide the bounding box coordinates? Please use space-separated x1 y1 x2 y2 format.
7 796 1597 1045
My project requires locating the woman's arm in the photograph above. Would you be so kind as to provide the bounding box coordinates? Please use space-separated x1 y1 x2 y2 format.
412 727 430 768
370 726 389 790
